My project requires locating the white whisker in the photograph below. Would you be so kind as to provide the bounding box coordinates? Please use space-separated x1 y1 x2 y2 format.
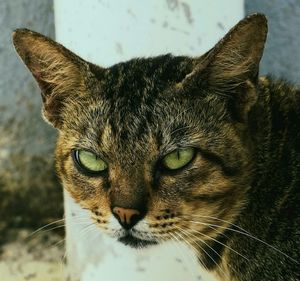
181 227 243 278
185 219 299 264
188 227 249 261
26 218 66 239
176 225 231 281
168 231 198 278
183 214 251 234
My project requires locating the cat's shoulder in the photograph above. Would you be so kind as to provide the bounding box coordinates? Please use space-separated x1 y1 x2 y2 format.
259 76 300 108
257 76 300 128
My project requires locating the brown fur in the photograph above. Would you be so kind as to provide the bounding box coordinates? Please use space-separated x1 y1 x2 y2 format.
13 14 300 281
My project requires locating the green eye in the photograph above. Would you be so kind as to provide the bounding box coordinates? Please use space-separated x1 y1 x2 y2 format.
73 150 108 174
162 148 195 170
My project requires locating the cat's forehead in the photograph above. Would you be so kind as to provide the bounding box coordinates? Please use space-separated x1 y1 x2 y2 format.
99 54 194 96
83 55 198 132
64 55 229 156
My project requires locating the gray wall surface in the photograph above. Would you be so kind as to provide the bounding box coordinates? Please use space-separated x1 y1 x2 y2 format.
246 0 300 85
0 0 62 240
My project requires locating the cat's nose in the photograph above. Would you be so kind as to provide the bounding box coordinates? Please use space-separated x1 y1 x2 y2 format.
112 207 142 229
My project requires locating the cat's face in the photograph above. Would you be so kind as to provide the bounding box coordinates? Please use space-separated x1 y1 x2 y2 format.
54 56 252 248
13 14 267 250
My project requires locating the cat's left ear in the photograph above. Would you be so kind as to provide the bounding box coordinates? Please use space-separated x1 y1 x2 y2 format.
13 29 90 128
182 14 268 122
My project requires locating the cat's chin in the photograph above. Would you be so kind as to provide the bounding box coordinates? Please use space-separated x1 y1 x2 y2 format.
118 233 157 249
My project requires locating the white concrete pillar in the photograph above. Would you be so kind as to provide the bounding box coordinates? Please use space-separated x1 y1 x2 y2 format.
54 1 244 280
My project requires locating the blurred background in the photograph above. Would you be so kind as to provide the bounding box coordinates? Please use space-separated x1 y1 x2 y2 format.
0 0 299 280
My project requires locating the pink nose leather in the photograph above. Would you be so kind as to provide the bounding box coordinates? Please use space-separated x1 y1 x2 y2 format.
113 207 141 226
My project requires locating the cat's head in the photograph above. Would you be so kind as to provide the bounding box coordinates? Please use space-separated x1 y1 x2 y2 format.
13 14 267 249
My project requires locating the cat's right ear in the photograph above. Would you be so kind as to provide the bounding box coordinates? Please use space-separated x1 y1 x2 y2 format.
13 29 88 128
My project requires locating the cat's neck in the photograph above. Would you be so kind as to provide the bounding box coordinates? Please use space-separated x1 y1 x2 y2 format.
250 76 299 173
247 76 300 200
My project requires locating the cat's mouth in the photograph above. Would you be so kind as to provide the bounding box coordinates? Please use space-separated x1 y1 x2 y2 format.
118 233 157 248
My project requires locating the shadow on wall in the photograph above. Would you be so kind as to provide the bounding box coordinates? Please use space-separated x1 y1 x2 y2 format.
0 0 63 244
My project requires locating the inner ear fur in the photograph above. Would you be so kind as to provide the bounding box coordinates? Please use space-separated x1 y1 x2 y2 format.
182 14 268 122
13 29 88 128
207 14 267 89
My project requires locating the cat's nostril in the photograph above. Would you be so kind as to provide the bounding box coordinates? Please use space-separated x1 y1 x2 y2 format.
112 207 142 229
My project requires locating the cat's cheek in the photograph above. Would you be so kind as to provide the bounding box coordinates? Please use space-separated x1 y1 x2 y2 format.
59 177 84 204
60 173 109 209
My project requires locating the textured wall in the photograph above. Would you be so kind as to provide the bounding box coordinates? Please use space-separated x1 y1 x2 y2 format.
0 0 62 240
245 0 300 85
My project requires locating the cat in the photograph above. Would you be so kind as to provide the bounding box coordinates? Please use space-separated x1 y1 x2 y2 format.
13 13 300 281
